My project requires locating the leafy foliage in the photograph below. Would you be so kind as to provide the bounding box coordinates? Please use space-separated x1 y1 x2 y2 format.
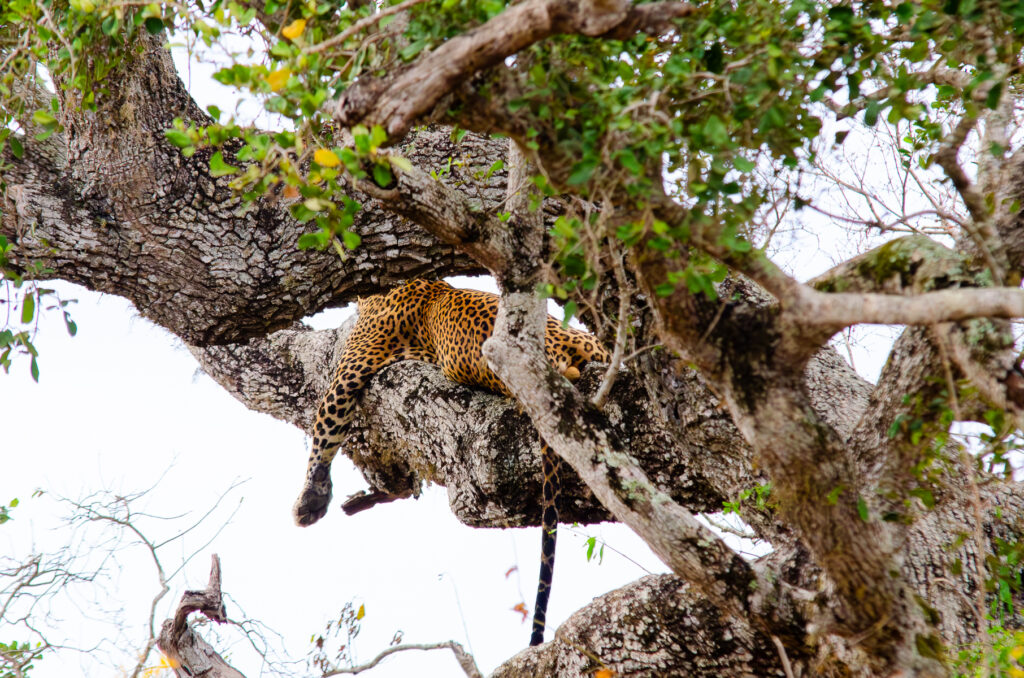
308 601 368 673
0 640 41 678
954 624 1024 678
0 237 76 381
0 498 17 526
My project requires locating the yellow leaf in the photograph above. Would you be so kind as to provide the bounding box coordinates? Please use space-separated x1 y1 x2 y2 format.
282 18 307 40
1012 644 1024 660
594 670 615 678
389 154 413 172
140 654 179 677
267 68 291 92
314 148 340 167
1010 668 1024 678
356 603 366 620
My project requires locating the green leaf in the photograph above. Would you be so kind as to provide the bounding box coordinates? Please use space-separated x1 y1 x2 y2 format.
164 130 193 148
864 100 881 127
30 356 39 382
887 414 905 438
399 39 427 61
486 159 504 179
825 485 843 505
63 313 77 337
8 136 24 158
32 110 57 129
352 125 371 155
985 81 1003 110
561 300 577 329
297 231 327 250
615 149 643 175
372 163 393 187
909 488 935 509
733 157 756 172
703 115 729 146
144 17 165 34
208 151 238 177
567 159 598 186
342 230 362 250
370 125 387 150
21 293 34 324
654 282 675 296
856 496 869 521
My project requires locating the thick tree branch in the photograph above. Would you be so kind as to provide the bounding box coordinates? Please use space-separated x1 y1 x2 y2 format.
2 94 492 344
792 285 1024 333
192 318 730 527
481 288 806 641
492 574 792 677
629 255 941 670
333 0 695 139
356 158 512 274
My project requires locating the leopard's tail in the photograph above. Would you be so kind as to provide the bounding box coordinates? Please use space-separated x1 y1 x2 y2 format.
530 443 560 646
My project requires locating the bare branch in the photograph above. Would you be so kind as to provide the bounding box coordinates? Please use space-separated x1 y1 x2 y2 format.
306 0 432 54
933 114 1007 280
157 555 245 678
792 286 1024 333
591 250 631 409
322 641 483 677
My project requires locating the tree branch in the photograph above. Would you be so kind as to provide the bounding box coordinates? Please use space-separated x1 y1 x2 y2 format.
492 574 793 677
333 0 695 139
481 288 804 640
323 641 482 677
156 555 244 678
792 286 1024 334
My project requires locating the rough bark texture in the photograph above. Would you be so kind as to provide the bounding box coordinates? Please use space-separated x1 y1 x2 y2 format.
2 38 486 346
493 574 788 678
157 555 245 678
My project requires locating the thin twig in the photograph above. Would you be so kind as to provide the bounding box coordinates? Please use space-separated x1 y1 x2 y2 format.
592 250 631 409
933 115 1006 282
306 0 430 54
771 635 796 678
323 641 483 677
622 343 661 363
562 525 655 574
700 513 758 541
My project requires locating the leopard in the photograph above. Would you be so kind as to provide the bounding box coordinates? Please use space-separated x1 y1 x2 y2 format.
293 278 609 646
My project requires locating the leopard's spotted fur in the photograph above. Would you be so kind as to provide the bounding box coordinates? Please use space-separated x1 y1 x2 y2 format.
293 278 608 645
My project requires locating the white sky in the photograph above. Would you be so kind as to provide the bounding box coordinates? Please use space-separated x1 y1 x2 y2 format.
0 26 914 678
